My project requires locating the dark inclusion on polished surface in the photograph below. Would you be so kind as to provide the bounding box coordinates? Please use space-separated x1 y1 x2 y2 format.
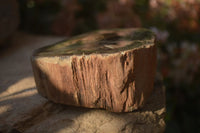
34 28 154 57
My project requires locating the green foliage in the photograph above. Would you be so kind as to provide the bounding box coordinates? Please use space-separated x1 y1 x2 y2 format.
73 0 106 34
18 0 61 34
133 0 149 14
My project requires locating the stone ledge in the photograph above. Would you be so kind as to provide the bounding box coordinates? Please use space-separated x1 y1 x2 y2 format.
0 76 165 133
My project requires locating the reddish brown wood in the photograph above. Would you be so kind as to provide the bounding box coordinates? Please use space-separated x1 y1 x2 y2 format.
31 28 156 112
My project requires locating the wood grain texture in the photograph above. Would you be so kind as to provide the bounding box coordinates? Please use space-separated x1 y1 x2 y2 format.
31 28 157 112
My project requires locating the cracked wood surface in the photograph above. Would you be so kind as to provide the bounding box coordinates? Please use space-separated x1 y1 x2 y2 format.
31 28 157 112
0 32 165 133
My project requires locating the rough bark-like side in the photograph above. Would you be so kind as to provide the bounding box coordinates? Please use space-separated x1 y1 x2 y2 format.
31 28 156 112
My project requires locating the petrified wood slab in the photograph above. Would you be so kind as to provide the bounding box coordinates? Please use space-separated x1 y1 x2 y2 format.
31 28 156 112
0 33 165 133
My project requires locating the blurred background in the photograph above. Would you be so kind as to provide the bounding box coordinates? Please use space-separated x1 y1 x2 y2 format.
1 0 200 132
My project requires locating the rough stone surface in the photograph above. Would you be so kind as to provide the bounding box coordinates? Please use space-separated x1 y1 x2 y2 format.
31 28 157 112
0 0 19 45
0 33 165 133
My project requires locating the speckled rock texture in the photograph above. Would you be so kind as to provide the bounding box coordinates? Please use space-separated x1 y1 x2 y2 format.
31 28 157 112
0 33 165 133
